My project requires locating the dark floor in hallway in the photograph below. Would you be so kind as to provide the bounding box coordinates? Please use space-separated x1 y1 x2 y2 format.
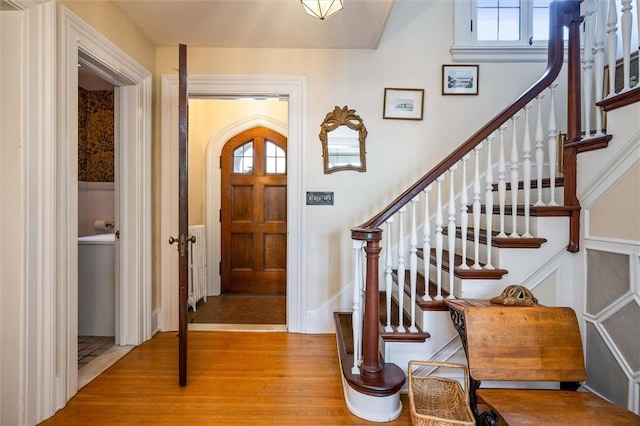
188 294 286 324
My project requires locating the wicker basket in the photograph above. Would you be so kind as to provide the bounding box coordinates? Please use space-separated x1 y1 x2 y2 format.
408 360 475 426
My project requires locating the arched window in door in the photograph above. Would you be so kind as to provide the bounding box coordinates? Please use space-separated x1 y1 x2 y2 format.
233 140 285 174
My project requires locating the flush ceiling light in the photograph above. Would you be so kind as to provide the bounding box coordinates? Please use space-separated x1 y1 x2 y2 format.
301 0 343 20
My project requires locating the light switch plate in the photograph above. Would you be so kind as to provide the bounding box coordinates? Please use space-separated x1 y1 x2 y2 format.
306 191 334 205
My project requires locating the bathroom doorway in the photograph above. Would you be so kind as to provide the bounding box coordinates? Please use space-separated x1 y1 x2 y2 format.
76 64 121 387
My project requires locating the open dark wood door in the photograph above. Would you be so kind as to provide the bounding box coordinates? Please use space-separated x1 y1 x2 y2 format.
174 44 190 386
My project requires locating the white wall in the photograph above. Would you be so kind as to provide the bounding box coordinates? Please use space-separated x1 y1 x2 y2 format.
1 9 24 426
78 182 115 236
156 1 565 315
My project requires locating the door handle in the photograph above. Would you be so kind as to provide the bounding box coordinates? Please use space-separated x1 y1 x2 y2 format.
169 235 195 244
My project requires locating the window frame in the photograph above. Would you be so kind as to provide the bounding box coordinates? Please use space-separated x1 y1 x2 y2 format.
452 0 552 62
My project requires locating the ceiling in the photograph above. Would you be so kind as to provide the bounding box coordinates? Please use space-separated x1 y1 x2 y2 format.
111 0 396 49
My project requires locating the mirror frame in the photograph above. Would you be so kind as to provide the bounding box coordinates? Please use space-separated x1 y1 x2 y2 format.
319 105 367 174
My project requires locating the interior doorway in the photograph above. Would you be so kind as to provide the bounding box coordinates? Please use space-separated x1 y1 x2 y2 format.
59 7 152 399
185 101 288 327
76 64 120 386
160 75 306 334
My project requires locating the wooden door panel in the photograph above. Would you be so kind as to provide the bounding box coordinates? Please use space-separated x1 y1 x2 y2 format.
230 185 253 222
264 233 286 270
221 127 287 295
263 185 286 222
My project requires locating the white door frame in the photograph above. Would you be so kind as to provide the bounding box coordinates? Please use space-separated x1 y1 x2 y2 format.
58 5 152 401
2 1 56 423
160 75 307 333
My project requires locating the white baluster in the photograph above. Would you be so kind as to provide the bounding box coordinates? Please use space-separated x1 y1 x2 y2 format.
622 0 633 91
594 0 608 135
352 240 364 374
485 134 496 269
509 113 521 238
534 94 546 206
409 197 419 332
583 0 596 137
637 0 640 52
522 104 533 238
447 166 458 298
422 185 433 301
497 125 508 237
460 154 471 270
606 0 619 97
548 84 559 206
472 144 483 270
435 176 445 300
397 207 406 332
384 219 394 333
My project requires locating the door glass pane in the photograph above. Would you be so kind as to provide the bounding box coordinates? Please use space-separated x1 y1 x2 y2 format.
265 140 286 174
233 141 253 174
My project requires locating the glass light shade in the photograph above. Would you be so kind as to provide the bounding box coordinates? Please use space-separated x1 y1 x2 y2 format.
301 0 343 20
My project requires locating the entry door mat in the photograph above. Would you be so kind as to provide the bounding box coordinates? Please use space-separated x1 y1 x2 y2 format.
189 294 286 325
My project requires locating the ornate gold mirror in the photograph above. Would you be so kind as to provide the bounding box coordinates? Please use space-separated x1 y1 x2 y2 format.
319 105 367 174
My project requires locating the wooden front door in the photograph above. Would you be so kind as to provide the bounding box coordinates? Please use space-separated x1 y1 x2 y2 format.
221 127 287 295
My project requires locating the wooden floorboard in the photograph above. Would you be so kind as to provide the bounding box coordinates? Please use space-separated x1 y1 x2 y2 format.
39 331 411 425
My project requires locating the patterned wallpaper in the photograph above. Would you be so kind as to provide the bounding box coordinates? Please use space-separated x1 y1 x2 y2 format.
78 87 114 182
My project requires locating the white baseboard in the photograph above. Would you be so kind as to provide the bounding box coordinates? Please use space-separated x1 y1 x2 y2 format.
304 282 355 334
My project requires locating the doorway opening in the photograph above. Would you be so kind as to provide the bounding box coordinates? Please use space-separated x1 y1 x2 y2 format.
160 74 306 334
76 64 123 387
59 6 152 398
185 99 288 329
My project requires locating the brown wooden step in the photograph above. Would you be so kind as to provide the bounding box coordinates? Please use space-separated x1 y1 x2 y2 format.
391 270 450 311
377 291 431 342
418 248 508 279
482 204 578 216
443 226 547 249
334 312 406 396
491 176 565 192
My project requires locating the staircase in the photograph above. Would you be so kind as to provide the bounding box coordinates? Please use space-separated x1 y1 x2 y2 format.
334 0 640 422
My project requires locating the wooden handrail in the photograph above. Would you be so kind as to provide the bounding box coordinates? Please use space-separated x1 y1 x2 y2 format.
353 1 578 236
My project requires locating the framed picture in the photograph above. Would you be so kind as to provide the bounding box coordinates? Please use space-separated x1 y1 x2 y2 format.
383 88 424 120
442 64 479 95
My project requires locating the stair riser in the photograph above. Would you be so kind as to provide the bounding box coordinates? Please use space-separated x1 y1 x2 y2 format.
382 310 457 371
506 185 564 205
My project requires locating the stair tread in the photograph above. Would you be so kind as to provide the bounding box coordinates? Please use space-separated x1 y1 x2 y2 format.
417 248 508 279
491 176 565 192
333 312 406 396
482 204 578 216
378 292 431 342
391 270 451 311
443 226 547 248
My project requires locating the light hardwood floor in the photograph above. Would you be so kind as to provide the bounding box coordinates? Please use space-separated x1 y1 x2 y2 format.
40 331 412 425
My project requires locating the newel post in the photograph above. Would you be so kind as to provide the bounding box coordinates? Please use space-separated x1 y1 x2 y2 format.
351 227 383 380
564 0 584 253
